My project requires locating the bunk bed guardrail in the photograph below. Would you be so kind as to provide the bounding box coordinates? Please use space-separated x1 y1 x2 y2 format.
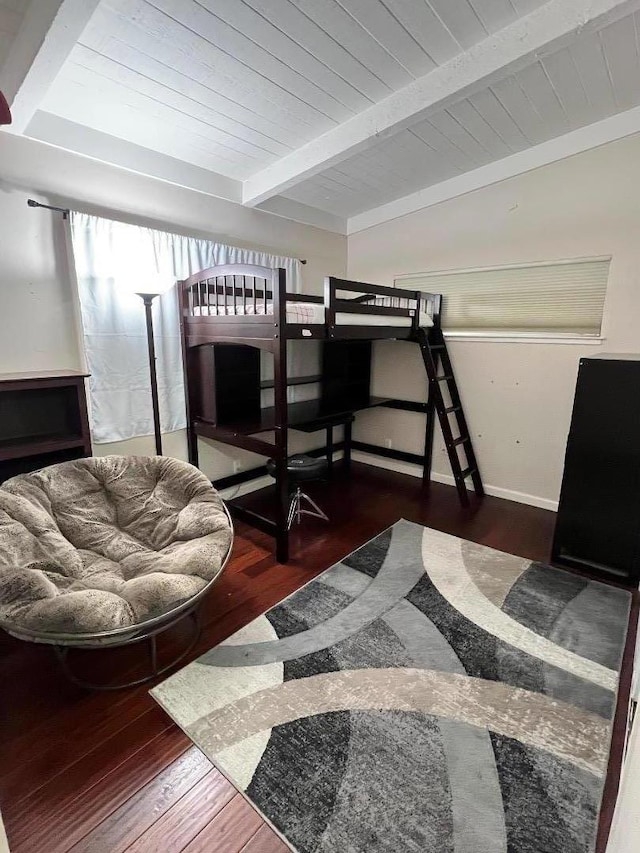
179 265 441 331
324 276 440 332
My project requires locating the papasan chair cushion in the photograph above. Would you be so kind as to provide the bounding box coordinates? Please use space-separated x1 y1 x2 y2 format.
0 456 233 638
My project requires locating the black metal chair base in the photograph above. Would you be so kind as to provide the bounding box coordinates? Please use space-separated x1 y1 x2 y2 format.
52 609 201 691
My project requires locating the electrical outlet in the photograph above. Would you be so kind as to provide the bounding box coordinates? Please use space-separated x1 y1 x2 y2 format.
233 460 242 474
384 438 392 449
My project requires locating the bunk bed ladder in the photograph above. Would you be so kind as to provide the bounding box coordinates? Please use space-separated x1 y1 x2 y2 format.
417 326 484 506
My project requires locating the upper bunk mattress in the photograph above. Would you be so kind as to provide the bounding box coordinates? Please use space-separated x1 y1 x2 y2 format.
193 301 433 328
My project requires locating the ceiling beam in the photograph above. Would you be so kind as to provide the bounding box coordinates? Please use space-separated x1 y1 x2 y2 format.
242 0 640 207
0 0 101 134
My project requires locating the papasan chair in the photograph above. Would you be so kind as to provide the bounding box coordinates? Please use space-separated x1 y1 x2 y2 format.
0 456 233 689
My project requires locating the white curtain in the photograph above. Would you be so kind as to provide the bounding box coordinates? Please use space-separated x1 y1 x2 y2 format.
69 212 301 444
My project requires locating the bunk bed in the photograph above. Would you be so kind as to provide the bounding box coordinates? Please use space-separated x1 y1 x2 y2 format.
179 264 482 562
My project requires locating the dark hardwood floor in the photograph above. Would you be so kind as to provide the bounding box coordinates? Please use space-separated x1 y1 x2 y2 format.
0 463 633 853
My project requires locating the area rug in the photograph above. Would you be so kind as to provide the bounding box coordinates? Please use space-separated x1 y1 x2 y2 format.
151 519 632 853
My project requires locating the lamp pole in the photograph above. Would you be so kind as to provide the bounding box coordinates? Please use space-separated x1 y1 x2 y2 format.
136 292 163 455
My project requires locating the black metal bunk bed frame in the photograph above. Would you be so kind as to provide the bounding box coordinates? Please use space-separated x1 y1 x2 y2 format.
179 263 483 562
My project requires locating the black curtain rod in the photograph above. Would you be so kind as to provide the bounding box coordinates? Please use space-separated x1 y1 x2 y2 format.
26 198 307 264
27 198 70 218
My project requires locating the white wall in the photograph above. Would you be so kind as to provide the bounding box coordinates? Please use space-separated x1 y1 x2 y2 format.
348 133 640 509
0 131 347 480
607 709 640 853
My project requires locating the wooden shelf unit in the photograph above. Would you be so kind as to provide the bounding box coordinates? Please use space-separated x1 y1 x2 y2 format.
0 371 92 481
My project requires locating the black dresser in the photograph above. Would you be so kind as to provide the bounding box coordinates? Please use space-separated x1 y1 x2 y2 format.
551 353 640 586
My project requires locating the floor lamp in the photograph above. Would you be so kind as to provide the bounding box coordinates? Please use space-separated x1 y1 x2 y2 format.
135 286 171 455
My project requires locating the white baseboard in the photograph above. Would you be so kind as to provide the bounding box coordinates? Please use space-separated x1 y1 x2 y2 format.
219 475 273 501
351 451 559 512
219 451 559 513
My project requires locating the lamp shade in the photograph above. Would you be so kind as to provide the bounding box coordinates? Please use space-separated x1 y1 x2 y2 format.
123 274 175 297
135 275 175 296
0 91 11 125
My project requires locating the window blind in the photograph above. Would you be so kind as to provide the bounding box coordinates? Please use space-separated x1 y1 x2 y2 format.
395 258 610 335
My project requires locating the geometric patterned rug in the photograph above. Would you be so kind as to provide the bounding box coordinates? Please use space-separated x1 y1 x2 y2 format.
151 520 632 853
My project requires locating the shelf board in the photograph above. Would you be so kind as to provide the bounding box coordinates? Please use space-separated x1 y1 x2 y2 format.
0 435 86 462
0 370 88 383
260 374 322 389
206 395 392 436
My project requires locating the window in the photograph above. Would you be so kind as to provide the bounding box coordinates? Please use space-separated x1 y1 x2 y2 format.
394 258 610 337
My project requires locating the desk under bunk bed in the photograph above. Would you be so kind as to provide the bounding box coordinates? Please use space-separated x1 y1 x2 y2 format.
179 263 483 563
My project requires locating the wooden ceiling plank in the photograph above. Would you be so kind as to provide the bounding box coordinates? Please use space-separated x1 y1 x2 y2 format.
427 109 493 165
241 0 393 103
381 0 462 65
467 0 518 32
283 182 347 215
489 75 551 145
289 160 388 210
515 61 571 137
333 152 409 194
467 88 530 152
410 116 478 171
542 48 597 127
288 0 413 91
427 0 488 49
354 134 435 189
313 180 383 215
337 0 436 78
377 128 453 179
447 97 514 156
196 0 370 114
322 164 372 193
599 14 640 111
569 31 617 117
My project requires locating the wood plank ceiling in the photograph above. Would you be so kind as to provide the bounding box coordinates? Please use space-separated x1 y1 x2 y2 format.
4 0 640 227
283 13 640 216
45 0 554 180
